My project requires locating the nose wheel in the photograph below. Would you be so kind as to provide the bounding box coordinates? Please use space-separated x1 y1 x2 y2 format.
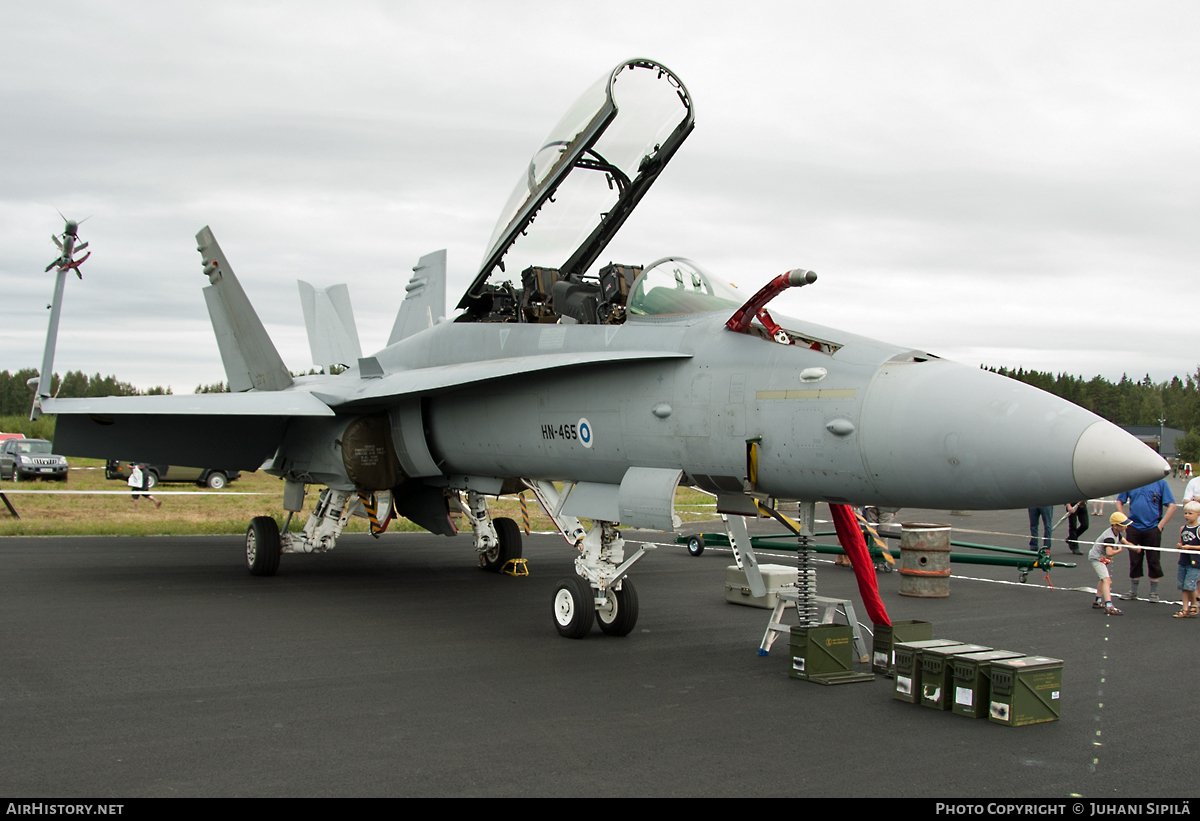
553 576 595 638
553 576 640 638
596 578 639 636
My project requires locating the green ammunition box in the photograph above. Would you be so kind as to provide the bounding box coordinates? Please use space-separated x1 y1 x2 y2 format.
950 651 1026 718
892 640 967 703
988 656 1064 726
919 643 992 710
871 619 934 676
789 625 853 680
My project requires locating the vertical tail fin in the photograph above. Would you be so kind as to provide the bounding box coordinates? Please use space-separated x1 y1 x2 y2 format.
387 249 446 346
197 226 293 392
297 280 363 370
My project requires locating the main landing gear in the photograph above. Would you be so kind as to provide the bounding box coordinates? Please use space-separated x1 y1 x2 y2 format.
244 485 524 578
243 487 365 576
459 489 523 572
552 520 651 639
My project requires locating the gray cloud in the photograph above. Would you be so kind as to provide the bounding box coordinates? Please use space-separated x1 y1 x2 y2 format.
2 1 1196 392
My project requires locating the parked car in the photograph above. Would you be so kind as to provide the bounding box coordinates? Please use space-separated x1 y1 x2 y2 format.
1 438 69 481
105 460 241 489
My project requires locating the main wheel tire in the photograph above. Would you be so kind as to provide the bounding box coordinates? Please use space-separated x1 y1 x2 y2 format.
145 471 158 489
206 472 228 490
596 577 639 637
481 516 523 572
686 535 705 557
553 576 595 639
246 516 281 577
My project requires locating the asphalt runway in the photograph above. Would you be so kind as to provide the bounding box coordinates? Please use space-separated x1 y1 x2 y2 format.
2 495 1197 797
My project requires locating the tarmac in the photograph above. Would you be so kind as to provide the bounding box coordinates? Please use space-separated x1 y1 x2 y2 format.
2 478 1198 797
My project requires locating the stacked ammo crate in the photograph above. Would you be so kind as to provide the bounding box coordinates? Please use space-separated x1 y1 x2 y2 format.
873 620 1063 726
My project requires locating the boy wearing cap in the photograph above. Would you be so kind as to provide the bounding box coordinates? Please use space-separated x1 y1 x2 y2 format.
1090 512 1132 615
1175 501 1200 618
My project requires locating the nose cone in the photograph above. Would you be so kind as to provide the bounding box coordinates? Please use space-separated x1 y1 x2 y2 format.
858 360 1165 509
1073 420 1169 498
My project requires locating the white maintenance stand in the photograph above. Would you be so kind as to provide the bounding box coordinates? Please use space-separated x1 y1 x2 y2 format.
758 592 870 663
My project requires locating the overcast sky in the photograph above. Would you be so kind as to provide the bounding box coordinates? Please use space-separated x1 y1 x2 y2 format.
2 1 1196 393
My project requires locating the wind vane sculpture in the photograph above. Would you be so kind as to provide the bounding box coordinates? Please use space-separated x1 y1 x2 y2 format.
46 217 90 278
31 216 90 420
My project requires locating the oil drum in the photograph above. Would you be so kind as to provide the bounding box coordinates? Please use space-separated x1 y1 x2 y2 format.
898 522 952 597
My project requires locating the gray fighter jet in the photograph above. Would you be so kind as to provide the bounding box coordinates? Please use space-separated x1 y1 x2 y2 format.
43 58 1167 637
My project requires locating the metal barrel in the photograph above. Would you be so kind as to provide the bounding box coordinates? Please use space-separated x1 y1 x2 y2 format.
898 522 952 597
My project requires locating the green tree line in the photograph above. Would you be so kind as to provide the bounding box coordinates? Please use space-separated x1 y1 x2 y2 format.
0 368 175 437
988 366 1200 461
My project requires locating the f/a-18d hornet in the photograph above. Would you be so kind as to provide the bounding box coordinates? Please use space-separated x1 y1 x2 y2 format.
41 58 1167 638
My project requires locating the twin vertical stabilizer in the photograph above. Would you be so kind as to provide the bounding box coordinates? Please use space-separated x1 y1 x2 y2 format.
298 281 363 370
197 226 293 392
388 249 446 346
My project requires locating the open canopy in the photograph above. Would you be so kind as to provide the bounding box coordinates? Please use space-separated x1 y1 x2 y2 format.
459 58 694 310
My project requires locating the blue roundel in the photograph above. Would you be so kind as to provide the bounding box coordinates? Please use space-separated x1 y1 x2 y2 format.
578 418 593 449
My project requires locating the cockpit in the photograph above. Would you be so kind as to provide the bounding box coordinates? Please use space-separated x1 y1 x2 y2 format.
628 258 743 318
451 58 838 353
455 58 699 326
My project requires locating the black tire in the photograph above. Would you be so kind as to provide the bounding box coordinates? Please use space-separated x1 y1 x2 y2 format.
481 516 523 572
552 576 595 639
596 577 639 637
246 516 281 577
206 472 228 490
686 534 705 557
145 471 158 489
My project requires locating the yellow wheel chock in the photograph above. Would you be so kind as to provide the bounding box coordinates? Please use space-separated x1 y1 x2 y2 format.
502 558 529 577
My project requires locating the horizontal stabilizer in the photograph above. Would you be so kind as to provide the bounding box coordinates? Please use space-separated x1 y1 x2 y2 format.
388 250 446 346
298 280 363 369
197 226 293 392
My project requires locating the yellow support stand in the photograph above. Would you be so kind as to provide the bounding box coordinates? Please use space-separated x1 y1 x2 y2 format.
502 558 529 577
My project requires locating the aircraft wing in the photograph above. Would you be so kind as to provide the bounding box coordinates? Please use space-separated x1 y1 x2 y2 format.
44 392 334 470
44 349 690 468
316 349 692 409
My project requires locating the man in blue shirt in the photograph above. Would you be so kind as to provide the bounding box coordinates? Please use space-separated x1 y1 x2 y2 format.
1116 478 1176 602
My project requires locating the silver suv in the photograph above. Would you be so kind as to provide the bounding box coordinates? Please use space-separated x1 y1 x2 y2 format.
0 439 69 482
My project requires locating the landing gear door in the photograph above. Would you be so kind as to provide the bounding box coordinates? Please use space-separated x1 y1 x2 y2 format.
617 467 683 532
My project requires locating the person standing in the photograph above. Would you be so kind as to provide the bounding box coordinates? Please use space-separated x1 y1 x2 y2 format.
128 462 161 509
1027 506 1056 552
1116 478 1175 602
1065 500 1089 555
1183 470 1200 508
1174 501 1200 618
